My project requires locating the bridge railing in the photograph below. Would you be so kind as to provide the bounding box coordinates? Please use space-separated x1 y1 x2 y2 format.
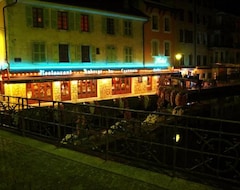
0 94 240 189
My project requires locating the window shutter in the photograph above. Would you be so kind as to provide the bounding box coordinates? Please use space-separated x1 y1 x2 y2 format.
76 45 81 62
102 16 106 34
75 13 81 32
44 8 49 28
52 44 59 62
114 47 117 62
25 6 32 27
115 18 120 35
89 15 94 32
70 44 76 62
31 42 35 62
91 46 96 63
69 12 75 31
51 9 57 29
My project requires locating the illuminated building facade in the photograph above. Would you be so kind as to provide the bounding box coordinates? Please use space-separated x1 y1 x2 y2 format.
134 0 177 69
1 0 238 104
0 0 174 103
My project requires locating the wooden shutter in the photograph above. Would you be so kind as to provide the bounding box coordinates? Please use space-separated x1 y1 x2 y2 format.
115 18 120 35
102 16 106 34
52 44 59 62
70 44 76 62
91 46 96 63
75 13 81 32
51 9 57 29
68 12 75 31
44 8 49 28
25 6 32 27
76 45 81 62
89 15 94 32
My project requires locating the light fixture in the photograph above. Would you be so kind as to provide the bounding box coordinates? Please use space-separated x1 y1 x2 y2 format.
175 53 182 61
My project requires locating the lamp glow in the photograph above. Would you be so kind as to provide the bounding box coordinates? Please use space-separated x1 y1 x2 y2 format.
175 53 182 61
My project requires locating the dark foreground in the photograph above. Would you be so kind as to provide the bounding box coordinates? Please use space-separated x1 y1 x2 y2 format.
0 129 218 190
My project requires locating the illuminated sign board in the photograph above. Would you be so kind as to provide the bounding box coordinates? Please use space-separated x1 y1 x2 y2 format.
39 70 72 76
83 69 138 75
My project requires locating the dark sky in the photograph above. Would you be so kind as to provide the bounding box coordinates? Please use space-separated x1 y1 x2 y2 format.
217 1 240 15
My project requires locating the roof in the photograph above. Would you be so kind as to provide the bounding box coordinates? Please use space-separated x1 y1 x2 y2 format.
39 0 147 18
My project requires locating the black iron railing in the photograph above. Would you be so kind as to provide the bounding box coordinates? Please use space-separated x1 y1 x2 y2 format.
0 94 240 189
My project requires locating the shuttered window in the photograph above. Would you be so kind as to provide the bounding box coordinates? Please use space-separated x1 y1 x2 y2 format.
32 42 46 62
81 15 89 32
32 8 43 28
59 44 69 62
58 11 68 30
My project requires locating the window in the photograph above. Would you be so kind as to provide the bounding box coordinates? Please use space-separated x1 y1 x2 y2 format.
81 14 89 32
106 45 116 63
107 18 115 34
151 40 159 56
32 7 43 28
185 30 193 43
26 82 52 104
81 45 90 62
58 11 68 30
123 20 132 36
188 11 193 23
78 79 97 98
61 81 71 101
152 15 159 30
236 52 240 63
180 55 184 65
203 33 207 45
215 52 218 63
197 32 201 44
124 47 132 63
179 29 184 42
164 17 170 32
179 10 184 21
197 55 201 66
189 54 193 66
203 55 207 66
32 42 46 62
197 14 201 24
164 42 170 56
59 44 69 62
221 52 224 62
112 77 131 95
147 76 152 91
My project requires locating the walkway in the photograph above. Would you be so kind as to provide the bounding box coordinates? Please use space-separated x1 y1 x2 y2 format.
0 129 219 190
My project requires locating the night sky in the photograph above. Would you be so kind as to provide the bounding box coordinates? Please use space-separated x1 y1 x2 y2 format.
217 1 240 15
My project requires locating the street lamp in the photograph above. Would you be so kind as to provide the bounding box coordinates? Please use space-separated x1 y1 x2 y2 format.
175 53 182 67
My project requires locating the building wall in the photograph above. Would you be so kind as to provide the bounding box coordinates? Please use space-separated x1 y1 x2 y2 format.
137 0 176 68
5 0 146 71
0 1 6 64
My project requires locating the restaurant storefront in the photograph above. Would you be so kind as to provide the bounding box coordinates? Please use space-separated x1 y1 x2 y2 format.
2 68 179 104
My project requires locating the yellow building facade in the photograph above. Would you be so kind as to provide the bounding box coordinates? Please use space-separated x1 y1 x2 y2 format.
0 0 173 104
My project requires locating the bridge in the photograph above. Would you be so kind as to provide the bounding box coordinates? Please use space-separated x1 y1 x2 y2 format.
0 89 240 189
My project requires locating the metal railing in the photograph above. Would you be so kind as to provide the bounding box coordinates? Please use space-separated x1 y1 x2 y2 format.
1 94 240 189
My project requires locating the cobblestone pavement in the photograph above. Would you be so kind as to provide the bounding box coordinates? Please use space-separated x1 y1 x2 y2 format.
0 130 218 190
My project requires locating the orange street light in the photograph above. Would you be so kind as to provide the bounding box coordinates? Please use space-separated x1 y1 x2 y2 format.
175 53 182 67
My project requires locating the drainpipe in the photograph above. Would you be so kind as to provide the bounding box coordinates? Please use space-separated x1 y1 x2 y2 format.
142 18 149 68
3 0 18 68
142 20 147 68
